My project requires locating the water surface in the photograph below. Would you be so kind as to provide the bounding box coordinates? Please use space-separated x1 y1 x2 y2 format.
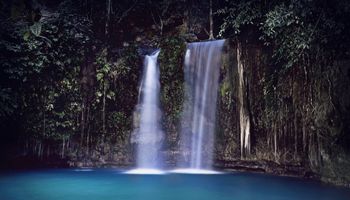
0 169 349 200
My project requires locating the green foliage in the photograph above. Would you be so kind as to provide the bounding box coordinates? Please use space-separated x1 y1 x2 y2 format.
218 0 350 69
217 1 262 35
95 48 114 103
0 88 17 117
0 4 92 142
158 36 186 127
92 44 140 136
108 111 129 139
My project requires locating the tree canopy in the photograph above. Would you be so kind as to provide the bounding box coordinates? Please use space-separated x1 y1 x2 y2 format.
217 0 350 68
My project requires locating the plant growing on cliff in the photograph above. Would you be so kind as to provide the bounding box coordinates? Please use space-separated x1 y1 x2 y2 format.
158 36 186 146
217 0 350 69
0 1 93 155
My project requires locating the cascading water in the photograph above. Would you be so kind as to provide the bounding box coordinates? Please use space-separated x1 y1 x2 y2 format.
175 40 225 173
127 50 164 174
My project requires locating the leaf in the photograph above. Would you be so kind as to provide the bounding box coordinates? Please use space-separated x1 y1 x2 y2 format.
38 35 52 48
23 31 31 41
106 91 115 99
108 91 115 97
96 91 102 97
97 73 104 81
30 22 42 37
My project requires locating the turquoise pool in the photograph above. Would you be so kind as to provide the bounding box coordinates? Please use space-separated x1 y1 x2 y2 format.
0 169 349 200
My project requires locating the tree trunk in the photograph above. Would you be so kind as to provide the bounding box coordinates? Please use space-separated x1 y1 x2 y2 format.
80 100 85 145
86 104 91 154
105 0 111 39
237 42 251 159
209 0 214 40
47 145 50 157
43 97 46 141
102 81 106 134
61 138 65 158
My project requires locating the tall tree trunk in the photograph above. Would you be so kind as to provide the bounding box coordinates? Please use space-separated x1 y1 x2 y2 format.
103 0 110 135
102 81 106 134
105 0 111 40
47 145 50 157
209 0 214 40
80 100 85 145
61 138 65 158
43 97 46 139
86 104 91 154
237 42 251 159
183 0 190 33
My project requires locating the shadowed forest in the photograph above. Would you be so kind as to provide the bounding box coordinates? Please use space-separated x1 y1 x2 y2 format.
1 0 350 187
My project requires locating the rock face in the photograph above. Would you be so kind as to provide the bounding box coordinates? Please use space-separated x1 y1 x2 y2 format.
5 36 349 187
64 137 133 168
215 39 350 187
2 0 350 189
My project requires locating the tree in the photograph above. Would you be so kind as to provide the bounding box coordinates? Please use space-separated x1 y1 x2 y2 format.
209 0 214 39
217 0 350 68
0 0 93 156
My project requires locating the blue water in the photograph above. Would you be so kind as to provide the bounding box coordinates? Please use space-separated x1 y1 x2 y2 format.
0 169 349 200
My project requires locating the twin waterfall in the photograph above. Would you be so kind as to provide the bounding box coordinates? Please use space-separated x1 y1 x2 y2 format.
128 50 164 174
178 40 225 171
128 40 245 174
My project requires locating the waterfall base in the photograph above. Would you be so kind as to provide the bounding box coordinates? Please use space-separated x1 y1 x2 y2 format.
124 168 222 174
124 168 166 175
170 168 222 174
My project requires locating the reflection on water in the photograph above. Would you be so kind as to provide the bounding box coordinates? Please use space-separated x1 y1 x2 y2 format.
0 169 349 200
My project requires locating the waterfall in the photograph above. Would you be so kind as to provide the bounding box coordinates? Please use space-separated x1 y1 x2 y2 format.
127 50 164 174
177 40 225 171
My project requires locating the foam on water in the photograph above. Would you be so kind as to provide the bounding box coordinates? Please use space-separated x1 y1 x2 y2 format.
170 168 222 174
74 168 94 172
124 168 166 175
